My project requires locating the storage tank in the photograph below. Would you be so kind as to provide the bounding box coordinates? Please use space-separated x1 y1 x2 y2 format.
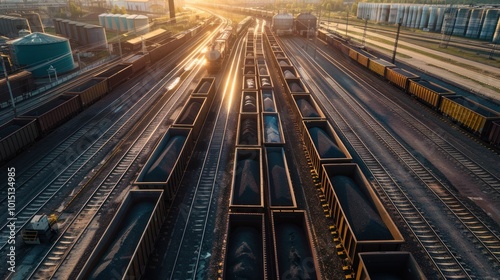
98 13 107 28
410 6 418 28
415 6 423 28
106 14 114 30
480 9 499 41
119 14 128 31
379 4 390 23
53 18 62 35
272 13 294 35
493 19 500 43
402 6 410 27
23 13 43 33
453 8 471 36
419 5 430 29
76 22 87 46
133 15 149 34
69 21 78 41
388 4 399 24
296 13 317 34
126 15 137 31
8 32 75 77
60 19 71 37
111 14 121 31
85 25 107 49
436 6 447 32
428 6 439 31
465 9 484 38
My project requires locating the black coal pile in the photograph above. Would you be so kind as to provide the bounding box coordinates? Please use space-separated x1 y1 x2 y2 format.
226 226 263 280
308 127 345 158
267 151 293 206
296 98 319 117
143 135 186 182
177 101 202 124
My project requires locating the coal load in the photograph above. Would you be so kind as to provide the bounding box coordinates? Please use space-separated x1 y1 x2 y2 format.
227 226 263 280
243 94 257 112
143 135 186 182
89 202 155 279
245 69 255 75
262 93 276 112
279 61 289 66
276 223 316 279
259 67 268 75
267 151 293 206
177 101 202 124
261 77 271 87
289 82 305 93
264 115 281 143
240 118 258 145
233 158 260 205
246 78 255 89
296 98 319 117
308 127 345 158
197 81 211 93
283 70 296 79
0 124 22 139
331 175 392 240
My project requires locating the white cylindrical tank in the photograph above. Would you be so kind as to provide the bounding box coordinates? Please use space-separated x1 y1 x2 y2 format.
388 4 399 24
492 18 500 43
119 14 128 32
379 4 390 23
98 13 107 28
436 6 447 32
428 6 439 31
465 9 484 38
133 15 149 34
415 6 423 29
453 8 471 36
126 15 136 31
480 9 499 41
420 5 430 29
402 6 410 27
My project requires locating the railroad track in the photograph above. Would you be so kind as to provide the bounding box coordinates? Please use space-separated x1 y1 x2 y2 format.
0 30 218 279
282 37 500 278
0 51 192 259
167 29 244 280
306 41 500 264
25 46 212 279
0 57 121 123
0 29 214 225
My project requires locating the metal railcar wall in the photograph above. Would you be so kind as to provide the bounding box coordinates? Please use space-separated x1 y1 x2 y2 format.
66 77 109 107
408 79 455 108
134 127 193 201
356 252 427 280
302 120 352 181
21 95 82 134
320 163 404 270
0 118 40 163
439 95 500 137
77 190 166 280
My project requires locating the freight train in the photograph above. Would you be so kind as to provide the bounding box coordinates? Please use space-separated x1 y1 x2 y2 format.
206 17 254 74
0 70 36 105
262 26 427 279
317 29 500 147
0 21 213 164
134 77 216 202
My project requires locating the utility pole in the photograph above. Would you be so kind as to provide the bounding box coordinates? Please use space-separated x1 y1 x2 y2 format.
392 18 402 64
362 15 369 46
345 5 349 36
1 56 16 117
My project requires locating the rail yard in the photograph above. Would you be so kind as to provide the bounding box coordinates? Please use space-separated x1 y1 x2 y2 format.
0 3 499 280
